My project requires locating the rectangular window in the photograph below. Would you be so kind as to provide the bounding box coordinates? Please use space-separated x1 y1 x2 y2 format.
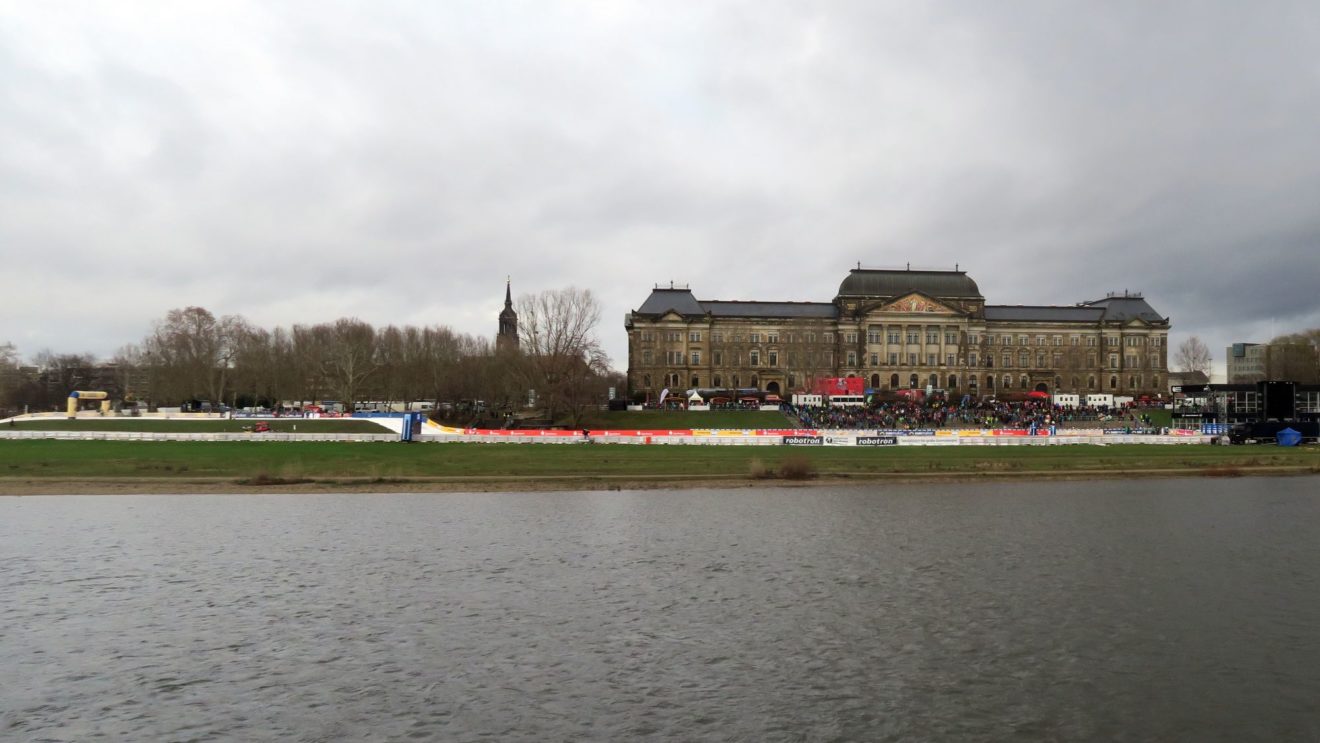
907 331 920 344
768 351 778 367
945 333 957 345
1054 336 1062 346
968 334 979 345
750 350 760 366
845 332 858 343
1036 336 1045 346
927 331 939 344
642 350 652 364
807 332 817 343
908 353 917 365
711 332 723 343
887 330 901 343
868 330 882 344
927 353 938 366
768 332 779 343
888 352 898 365
1003 353 1012 368
691 351 701 364
824 332 834 342
1087 337 1097 347
689 331 701 342
750 333 761 343
968 352 978 367
640 331 654 342
870 353 878 366
947 354 956 366
1020 336 1030 346
847 351 857 366
713 351 722 366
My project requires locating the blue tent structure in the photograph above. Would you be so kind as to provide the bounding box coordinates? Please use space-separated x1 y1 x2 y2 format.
1276 427 1302 447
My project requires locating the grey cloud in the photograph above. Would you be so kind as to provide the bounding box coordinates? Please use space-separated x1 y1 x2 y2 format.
1 2 1318 373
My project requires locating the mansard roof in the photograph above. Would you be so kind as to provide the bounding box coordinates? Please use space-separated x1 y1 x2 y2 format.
635 290 838 320
837 268 982 299
636 288 705 316
984 295 1168 325
984 305 1106 322
701 301 837 319
1082 295 1168 324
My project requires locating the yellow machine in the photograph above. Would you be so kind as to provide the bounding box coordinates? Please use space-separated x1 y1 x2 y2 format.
67 390 112 418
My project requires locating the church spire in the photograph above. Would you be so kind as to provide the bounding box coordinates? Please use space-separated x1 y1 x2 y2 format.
497 277 519 350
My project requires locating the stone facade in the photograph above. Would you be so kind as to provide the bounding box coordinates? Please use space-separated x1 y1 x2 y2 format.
625 268 1171 399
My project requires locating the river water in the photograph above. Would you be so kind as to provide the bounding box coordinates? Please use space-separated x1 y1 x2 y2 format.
3 477 1319 742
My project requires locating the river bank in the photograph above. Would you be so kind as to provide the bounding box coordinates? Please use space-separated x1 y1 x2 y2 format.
3 464 1316 495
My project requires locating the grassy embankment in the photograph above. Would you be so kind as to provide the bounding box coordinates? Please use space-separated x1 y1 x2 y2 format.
1 439 1316 493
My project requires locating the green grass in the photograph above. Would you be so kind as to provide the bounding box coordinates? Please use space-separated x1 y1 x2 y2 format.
6 419 392 434
576 410 794 429
1 440 1316 482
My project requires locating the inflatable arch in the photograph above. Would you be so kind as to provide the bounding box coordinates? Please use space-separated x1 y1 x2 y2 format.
67 390 112 418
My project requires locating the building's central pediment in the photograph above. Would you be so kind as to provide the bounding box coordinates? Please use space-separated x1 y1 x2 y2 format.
876 292 960 315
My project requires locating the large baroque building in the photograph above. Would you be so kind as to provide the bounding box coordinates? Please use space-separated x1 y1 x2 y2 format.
626 267 1171 399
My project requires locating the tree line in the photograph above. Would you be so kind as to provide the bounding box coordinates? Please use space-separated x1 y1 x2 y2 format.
0 287 624 424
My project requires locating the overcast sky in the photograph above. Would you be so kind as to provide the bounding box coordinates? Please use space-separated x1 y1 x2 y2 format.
3 1 1318 379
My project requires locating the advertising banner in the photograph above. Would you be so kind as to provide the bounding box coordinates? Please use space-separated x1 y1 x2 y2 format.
856 435 899 446
782 435 824 446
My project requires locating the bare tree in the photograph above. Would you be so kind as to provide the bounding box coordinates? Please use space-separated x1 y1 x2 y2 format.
0 341 20 412
1173 336 1211 376
143 307 249 405
517 287 610 425
1266 329 1320 383
316 318 381 411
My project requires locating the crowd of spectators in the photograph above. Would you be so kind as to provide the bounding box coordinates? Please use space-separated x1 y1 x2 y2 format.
786 398 1157 430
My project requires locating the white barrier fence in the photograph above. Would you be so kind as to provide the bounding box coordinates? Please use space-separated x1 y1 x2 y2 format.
417 431 1214 446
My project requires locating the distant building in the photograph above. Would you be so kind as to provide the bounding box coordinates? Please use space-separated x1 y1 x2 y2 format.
1226 343 1266 383
625 266 1172 399
1227 341 1320 384
497 279 519 351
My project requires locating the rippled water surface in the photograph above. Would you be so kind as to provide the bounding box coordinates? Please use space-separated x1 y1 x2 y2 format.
3 477 1320 741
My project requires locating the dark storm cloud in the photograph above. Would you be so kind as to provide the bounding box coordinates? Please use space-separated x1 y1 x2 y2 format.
1 1 1317 375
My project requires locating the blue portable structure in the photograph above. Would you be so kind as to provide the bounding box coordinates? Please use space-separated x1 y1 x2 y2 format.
1276 427 1302 447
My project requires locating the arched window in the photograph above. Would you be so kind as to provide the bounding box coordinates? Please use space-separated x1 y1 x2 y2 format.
1088 375 1096 389
870 374 880 389
751 375 759 388
909 373 919 388
1128 375 1135 388
1003 374 1013 389
890 373 899 389
986 375 995 390
1054 376 1062 390
788 375 796 389
713 375 722 387
733 375 740 388
692 375 699 387
1071 376 1079 390
670 373 680 387
1020 374 1029 389
948 374 958 389
1110 375 1118 389
643 374 651 388
928 373 938 388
